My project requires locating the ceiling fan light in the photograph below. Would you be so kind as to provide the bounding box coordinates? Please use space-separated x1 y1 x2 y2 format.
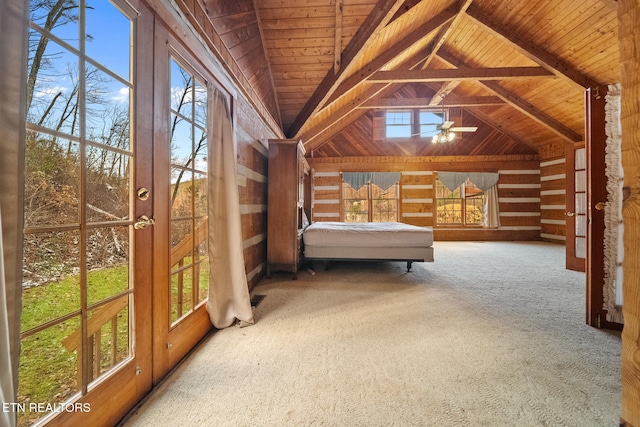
447 131 455 142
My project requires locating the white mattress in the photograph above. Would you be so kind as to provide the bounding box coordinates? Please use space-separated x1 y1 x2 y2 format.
303 222 433 248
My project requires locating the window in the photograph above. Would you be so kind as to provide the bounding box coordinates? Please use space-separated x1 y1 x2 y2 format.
343 181 399 222
419 111 443 138
385 111 412 138
436 178 485 226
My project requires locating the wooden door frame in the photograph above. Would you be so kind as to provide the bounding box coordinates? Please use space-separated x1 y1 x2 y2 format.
151 23 214 383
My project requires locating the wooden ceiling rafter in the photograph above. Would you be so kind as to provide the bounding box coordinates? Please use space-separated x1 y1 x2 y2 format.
299 36 462 151
252 0 282 128
464 3 600 90
334 0 344 73
436 50 583 142
322 4 460 109
358 95 505 108
301 83 393 151
285 0 407 139
418 0 475 69
367 66 556 83
428 81 460 106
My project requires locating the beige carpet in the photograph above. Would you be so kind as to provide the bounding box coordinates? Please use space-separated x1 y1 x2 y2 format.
121 241 621 426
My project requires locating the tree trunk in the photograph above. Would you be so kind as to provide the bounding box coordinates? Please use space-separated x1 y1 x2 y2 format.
618 0 640 425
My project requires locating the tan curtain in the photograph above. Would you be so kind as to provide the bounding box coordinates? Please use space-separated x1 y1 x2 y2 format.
207 87 254 328
483 185 501 228
1 0 28 425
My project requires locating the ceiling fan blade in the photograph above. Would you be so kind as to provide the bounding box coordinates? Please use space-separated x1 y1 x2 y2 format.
450 126 478 132
438 121 455 130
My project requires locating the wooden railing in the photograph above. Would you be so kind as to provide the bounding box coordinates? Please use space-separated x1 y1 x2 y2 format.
170 220 208 319
63 221 209 383
63 294 128 385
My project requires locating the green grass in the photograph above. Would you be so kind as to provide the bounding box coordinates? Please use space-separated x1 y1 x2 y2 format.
18 265 130 426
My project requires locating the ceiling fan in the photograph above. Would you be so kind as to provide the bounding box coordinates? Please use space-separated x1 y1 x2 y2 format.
431 119 478 143
415 95 478 142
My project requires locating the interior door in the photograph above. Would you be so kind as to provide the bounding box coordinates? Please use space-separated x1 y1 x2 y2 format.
152 25 213 381
20 1 153 425
565 142 587 272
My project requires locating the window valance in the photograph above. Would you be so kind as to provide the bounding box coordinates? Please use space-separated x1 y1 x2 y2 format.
342 172 400 191
437 171 499 192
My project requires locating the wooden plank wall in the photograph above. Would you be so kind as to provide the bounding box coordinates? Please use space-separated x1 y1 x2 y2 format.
235 96 278 288
308 155 542 241
539 156 567 243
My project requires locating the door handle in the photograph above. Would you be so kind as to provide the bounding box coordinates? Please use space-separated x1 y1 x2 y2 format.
565 211 575 217
134 215 155 229
594 202 605 211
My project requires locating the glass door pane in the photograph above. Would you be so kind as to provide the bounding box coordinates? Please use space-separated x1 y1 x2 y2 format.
21 1 134 424
169 57 209 326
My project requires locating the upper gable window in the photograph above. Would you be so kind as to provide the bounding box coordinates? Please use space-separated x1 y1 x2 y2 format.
419 111 443 138
385 111 412 138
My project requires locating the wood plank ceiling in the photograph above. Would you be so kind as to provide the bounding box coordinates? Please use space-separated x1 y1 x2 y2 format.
204 0 619 158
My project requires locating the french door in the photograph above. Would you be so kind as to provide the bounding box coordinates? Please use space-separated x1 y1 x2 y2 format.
20 1 153 425
151 24 213 381
565 142 587 272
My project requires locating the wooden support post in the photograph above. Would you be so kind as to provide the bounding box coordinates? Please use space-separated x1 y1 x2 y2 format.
619 0 640 425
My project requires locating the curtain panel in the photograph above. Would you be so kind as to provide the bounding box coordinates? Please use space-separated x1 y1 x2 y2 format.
343 172 400 191
207 87 254 328
603 83 624 324
437 171 499 192
1 0 28 425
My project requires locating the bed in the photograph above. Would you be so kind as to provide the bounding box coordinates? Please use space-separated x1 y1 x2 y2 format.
302 221 434 271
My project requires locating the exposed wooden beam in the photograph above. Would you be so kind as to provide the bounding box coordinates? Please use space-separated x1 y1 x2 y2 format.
428 82 460 106
368 67 555 83
438 51 583 142
301 84 391 151
323 4 459 107
334 0 343 73
465 4 600 90
480 80 582 142
286 0 406 138
419 0 475 68
252 0 282 128
358 96 505 109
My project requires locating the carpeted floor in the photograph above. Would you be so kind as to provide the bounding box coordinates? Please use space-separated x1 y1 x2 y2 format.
121 241 622 427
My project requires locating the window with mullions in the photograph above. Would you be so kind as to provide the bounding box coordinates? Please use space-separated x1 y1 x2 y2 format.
436 179 485 226
385 111 412 138
419 111 443 138
343 182 398 222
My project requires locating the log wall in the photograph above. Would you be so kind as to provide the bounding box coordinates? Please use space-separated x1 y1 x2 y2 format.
618 0 640 424
235 96 278 289
539 156 567 243
308 155 542 241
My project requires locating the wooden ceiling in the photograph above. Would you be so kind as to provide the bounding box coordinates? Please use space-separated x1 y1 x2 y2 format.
204 0 619 158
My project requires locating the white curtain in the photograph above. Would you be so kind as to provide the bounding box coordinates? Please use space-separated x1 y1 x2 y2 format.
1 0 28 425
603 83 624 324
484 185 501 228
207 87 254 328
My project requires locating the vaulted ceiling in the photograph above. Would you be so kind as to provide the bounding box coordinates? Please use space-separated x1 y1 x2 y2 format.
204 0 619 158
